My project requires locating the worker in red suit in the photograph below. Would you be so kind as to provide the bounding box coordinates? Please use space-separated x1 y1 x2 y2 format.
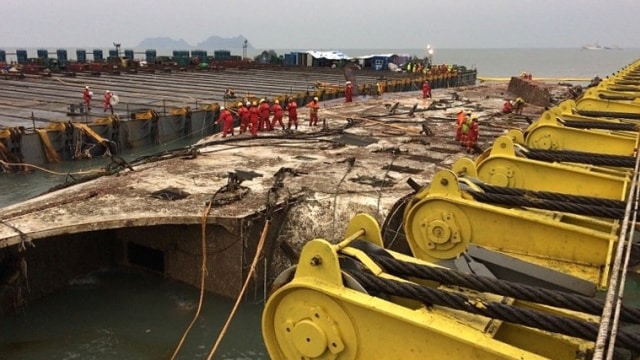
217 106 235 138
345 81 353 102
249 101 260 137
455 109 466 142
270 99 285 130
258 99 272 131
307 97 320 126
82 86 92 111
103 90 114 114
237 101 250 134
422 80 432 99
286 97 298 130
464 114 479 153
502 99 513 114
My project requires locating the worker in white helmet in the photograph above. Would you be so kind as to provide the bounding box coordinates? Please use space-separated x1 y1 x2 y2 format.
82 86 92 111
103 90 114 114
307 96 320 126
217 106 234 138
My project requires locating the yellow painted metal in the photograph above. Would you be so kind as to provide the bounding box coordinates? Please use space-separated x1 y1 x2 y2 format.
34 129 61 163
402 169 618 289
72 123 109 147
523 110 639 155
452 135 631 201
551 102 640 127
263 216 597 359
576 88 640 115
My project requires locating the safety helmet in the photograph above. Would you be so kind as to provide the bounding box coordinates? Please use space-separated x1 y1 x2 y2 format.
457 109 463 113
472 114 479 120
85 86 89 89
106 90 110 94
313 97 319 101
259 98 265 103
220 106 225 110
237 102 242 107
274 99 279 104
346 81 351 84
246 101 251 106
466 112 472 116
252 101 257 106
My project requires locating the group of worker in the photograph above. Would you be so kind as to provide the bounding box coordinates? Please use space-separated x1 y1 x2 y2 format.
82 86 116 114
502 97 525 115
217 96 321 138
455 109 479 153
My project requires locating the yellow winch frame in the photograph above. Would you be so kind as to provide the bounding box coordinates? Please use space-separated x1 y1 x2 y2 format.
262 214 598 360
521 110 639 155
452 135 631 201
402 170 619 290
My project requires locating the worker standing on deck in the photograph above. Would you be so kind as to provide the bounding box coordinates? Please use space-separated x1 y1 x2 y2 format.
422 80 432 99
82 86 92 111
217 106 235 138
464 114 480 153
513 97 525 115
258 99 272 131
238 101 250 134
307 97 320 126
345 81 353 102
249 101 260 137
455 109 466 142
376 82 384 96
103 90 114 114
270 99 285 130
286 97 298 130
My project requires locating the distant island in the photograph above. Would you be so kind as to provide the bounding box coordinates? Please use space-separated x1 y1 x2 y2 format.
137 35 254 50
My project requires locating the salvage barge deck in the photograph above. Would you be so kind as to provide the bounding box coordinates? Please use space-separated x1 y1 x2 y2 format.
0 66 476 166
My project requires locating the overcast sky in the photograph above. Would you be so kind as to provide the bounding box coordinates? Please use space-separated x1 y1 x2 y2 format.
2 0 638 50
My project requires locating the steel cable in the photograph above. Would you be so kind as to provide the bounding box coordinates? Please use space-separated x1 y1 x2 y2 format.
474 182 626 209
467 190 625 219
346 269 640 353
368 253 640 324
525 149 636 168
561 121 638 131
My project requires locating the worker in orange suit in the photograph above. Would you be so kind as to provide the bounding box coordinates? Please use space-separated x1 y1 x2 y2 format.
464 114 479 153
307 96 320 126
270 99 285 130
217 106 235 138
249 101 260 137
345 81 353 102
238 101 250 134
455 110 466 142
422 80 432 99
258 98 272 131
286 97 298 130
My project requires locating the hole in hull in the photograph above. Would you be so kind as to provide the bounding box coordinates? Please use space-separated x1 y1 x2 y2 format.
127 242 165 273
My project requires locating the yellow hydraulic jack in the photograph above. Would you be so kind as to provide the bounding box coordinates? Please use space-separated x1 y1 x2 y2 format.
402 169 620 293
452 135 631 201
520 110 640 155
262 214 640 359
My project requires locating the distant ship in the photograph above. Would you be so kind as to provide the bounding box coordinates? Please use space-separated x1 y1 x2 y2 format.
581 43 604 50
581 43 622 50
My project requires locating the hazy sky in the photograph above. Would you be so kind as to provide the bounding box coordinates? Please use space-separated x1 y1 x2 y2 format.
2 0 638 50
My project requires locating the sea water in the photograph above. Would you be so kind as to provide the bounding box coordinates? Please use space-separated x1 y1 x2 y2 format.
2 48 640 359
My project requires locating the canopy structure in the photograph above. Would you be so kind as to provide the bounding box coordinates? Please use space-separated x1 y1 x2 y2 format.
305 50 352 60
